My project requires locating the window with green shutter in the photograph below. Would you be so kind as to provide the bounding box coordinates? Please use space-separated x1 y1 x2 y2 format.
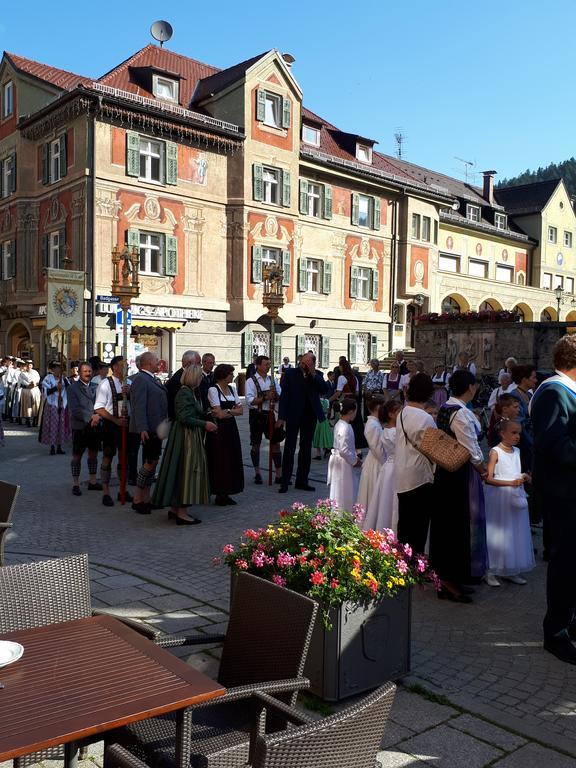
371 268 379 300
296 335 306 357
373 197 381 230
126 132 140 177
59 134 67 178
370 334 379 360
348 333 358 365
282 97 291 128
273 332 282 367
165 235 178 276
282 170 291 207
350 265 360 298
253 164 264 201
127 229 140 251
242 330 254 367
299 179 308 214
256 90 266 122
165 141 178 185
282 249 291 286
10 153 16 194
323 185 333 219
42 143 50 185
351 193 360 226
320 336 330 369
252 245 263 283
298 258 308 292
322 261 332 295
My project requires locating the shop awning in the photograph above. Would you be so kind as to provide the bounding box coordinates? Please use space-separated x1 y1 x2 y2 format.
131 319 186 331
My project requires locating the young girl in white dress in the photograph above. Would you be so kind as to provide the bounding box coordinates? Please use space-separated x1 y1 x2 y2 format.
483 419 535 586
356 395 386 511
328 398 362 512
363 400 402 533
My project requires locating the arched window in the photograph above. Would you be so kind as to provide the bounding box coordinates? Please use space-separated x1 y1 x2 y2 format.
479 300 495 311
541 309 552 322
441 296 460 314
513 305 525 322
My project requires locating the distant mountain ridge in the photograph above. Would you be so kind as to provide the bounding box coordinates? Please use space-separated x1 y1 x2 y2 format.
498 158 576 197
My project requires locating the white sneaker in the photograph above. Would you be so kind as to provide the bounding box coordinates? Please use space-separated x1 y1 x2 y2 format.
484 573 501 587
503 574 527 585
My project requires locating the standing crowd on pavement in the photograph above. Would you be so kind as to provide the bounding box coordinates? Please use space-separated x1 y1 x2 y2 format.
1 337 575 665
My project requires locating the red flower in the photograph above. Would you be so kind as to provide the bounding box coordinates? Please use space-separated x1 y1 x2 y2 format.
310 570 325 586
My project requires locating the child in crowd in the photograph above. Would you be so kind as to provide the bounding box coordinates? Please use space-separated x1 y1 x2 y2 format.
483 419 535 587
328 398 362 512
363 399 402 532
356 395 386 510
313 397 333 460
487 393 521 447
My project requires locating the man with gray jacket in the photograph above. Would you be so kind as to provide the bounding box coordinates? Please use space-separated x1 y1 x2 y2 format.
129 352 168 514
68 362 103 496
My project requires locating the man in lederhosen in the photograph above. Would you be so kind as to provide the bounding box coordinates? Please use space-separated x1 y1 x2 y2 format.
94 355 132 507
245 355 282 485
68 362 103 496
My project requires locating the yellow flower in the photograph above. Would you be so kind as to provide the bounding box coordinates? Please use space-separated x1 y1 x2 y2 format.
398 578 405 586
386 580 393 590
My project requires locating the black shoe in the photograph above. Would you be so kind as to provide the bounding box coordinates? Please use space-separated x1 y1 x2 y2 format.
460 586 476 595
56 447 66 455
132 502 152 515
295 483 315 492
102 494 114 507
214 496 228 507
50 446 56 455
176 515 202 525
72 486 82 497
225 496 237 505
544 635 576 665
278 486 288 493
254 474 263 485
274 477 283 484
437 588 472 604
168 510 177 520
87 482 103 491
117 490 133 502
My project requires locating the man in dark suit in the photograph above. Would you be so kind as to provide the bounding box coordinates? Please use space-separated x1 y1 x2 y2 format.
532 335 576 665
277 352 329 493
198 352 215 413
68 362 102 496
130 351 168 514
166 350 200 420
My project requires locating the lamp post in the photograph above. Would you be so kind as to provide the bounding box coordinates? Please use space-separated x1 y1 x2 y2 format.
111 244 140 504
554 286 576 321
261 261 285 486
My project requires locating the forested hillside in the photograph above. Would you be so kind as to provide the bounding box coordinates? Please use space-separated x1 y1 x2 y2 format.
498 158 576 196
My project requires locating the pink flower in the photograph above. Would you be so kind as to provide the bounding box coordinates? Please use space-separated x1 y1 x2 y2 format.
244 529 261 541
291 502 306 511
330 578 339 589
310 570 325 586
316 498 338 510
277 551 297 568
212 557 222 567
311 513 330 528
416 558 427 573
397 560 409 575
236 559 249 570
403 544 413 558
352 503 365 523
222 544 235 555
272 574 287 587
251 551 267 568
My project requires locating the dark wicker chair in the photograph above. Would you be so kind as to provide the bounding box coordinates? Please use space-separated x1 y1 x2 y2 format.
0 480 19 566
0 553 160 767
107 572 319 768
105 682 396 768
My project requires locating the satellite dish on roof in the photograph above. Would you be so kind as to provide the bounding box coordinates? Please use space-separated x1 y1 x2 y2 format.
150 20 173 47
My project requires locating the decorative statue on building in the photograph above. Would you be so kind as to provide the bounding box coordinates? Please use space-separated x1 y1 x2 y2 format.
482 336 492 370
447 336 458 368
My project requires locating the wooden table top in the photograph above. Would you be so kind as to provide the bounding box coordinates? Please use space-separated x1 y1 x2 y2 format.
0 614 225 761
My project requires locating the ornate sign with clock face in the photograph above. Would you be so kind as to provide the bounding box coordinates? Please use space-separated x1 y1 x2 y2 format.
52 287 79 317
557 252 564 266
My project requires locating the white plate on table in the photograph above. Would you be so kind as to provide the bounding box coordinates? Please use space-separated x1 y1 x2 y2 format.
0 641 24 668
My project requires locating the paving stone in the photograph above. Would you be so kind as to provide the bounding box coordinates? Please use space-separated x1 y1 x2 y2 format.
380 721 417 749
492 743 576 767
399 725 503 768
96 601 158 619
377 751 430 767
139 583 172 596
147 612 213 633
389 690 458 732
448 714 527 751
96 574 147 588
94 586 153 605
143 593 204 612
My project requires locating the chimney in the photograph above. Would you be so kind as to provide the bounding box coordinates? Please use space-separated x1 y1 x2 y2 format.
482 170 497 205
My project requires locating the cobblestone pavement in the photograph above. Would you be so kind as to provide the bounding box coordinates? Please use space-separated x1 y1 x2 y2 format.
2 414 576 766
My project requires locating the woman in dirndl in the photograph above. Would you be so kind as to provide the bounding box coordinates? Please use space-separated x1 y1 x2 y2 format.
205 363 244 506
429 369 488 603
431 363 450 408
39 360 71 454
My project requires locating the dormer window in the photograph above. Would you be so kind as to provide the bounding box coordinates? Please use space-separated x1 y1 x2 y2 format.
2 81 13 118
153 75 178 103
302 124 320 147
356 143 372 164
494 212 507 230
466 204 481 223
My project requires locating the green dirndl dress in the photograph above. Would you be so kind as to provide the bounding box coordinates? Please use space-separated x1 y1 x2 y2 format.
312 398 333 450
153 387 210 507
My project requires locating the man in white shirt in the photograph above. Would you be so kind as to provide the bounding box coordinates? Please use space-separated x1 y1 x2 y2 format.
453 351 477 377
245 355 282 484
94 355 131 507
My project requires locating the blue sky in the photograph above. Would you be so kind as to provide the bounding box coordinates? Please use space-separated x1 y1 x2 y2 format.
1 0 573 186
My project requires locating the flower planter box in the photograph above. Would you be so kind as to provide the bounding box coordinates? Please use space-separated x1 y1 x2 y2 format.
304 589 411 702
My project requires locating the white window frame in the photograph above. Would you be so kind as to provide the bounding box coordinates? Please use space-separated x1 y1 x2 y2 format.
564 230 573 248
496 264 514 283
555 275 564 290
469 259 488 278
1 155 13 197
411 213 421 239
139 138 164 183
1 240 12 279
567 277 575 294
355 331 371 364
306 182 322 218
139 232 163 275
543 272 552 289
48 231 61 269
439 254 460 273
2 81 13 118
152 75 179 103
356 266 371 299
494 212 507 230
262 246 281 267
356 143 372 164
50 139 61 184
466 204 481 222
264 92 282 129
422 216 431 242
302 124 320 146
548 226 557 244
304 258 321 293
357 194 373 228
263 166 280 205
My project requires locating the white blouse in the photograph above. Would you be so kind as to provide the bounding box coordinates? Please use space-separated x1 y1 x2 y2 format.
332 420 357 466
336 375 358 394
208 385 240 407
444 396 483 465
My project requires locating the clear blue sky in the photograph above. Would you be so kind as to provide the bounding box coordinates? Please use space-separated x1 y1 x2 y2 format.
1 0 573 186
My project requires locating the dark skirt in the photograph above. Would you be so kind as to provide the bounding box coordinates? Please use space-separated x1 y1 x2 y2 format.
429 463 487 583
206 416 244 496
351 405 367 450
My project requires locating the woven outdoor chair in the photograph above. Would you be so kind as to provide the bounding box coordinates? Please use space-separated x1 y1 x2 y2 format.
0 553 161 767
106 572 319 768
0 480 19 566
105 682 396 768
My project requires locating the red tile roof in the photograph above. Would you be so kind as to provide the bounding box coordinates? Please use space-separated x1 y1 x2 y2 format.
5 52 90 91
98 44 219 108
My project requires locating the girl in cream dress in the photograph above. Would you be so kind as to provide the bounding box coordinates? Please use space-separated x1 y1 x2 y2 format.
328 399 362 512
356 395 385 511
363 400 402 532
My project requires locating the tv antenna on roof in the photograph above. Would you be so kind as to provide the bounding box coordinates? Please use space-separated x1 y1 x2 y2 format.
150 20 173 47
394 128 406 159
455 156 474 183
